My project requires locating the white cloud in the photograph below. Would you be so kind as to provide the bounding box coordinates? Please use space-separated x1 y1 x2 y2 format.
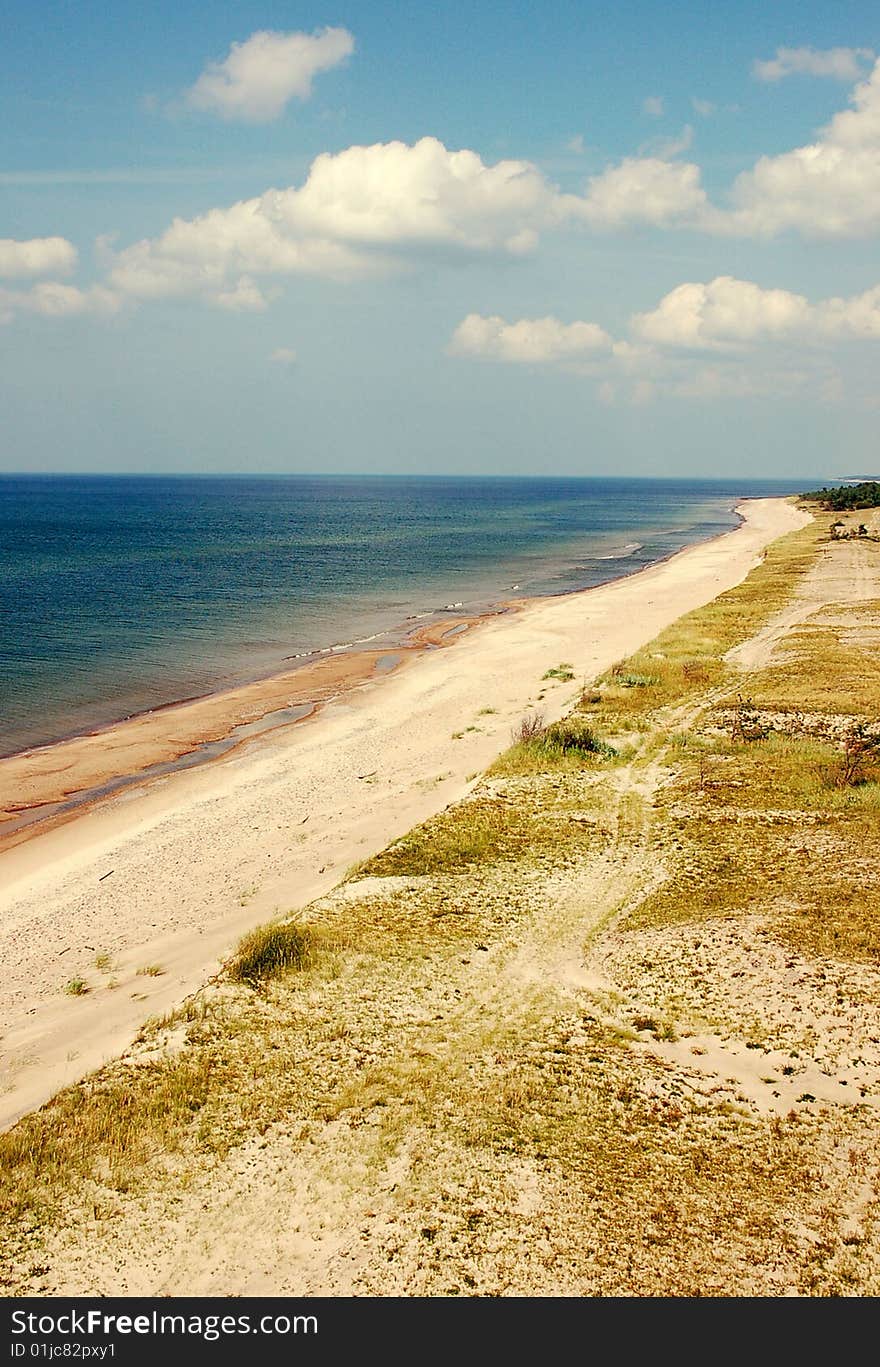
107 138 557 309
564 57 880 240
0 281 119 322
715 57 880 236
571 156 707 228
285 139 551 249
632 276 811 348
567 134 586 155
0 236 77 278
753 46 874 83
815 283 880 338
185 27 354 123
633 275 880 348
449 275 880 406
691 97 716 117
270 347 298 365
643 96 664 117
449 313 611 364
214 276 269 311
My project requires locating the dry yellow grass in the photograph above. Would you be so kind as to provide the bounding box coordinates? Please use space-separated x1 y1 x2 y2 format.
3 505 880 1297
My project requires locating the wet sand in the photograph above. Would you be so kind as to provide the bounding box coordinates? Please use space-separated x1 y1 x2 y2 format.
0 616 483 852
0 498 810 1128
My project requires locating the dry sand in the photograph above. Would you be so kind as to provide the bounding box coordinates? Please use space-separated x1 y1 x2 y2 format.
0 497 808 1129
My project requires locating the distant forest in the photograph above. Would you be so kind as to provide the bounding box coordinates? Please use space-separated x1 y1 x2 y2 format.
801 481 880 510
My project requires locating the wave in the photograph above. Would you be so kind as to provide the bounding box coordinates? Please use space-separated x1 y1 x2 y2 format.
595 541 644 561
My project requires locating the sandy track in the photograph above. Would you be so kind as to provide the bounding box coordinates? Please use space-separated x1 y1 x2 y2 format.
729 509 880 674
0 498 808 1128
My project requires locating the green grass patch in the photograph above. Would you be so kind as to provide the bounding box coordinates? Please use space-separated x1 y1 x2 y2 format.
489 718 619 777
228 922 315 985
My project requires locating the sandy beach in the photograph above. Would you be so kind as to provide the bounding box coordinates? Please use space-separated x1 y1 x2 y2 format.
0 496 808 1129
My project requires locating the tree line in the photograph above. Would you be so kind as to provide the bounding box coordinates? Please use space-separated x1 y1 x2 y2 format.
800 480 880 510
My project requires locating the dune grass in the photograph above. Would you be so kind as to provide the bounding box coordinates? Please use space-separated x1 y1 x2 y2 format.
228 921 315 985
354 787 601 879
489 716 621 778
5 504 880 1294
620 587 880 962
577 517 822 728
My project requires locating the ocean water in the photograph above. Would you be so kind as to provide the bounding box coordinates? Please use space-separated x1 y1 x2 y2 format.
0 475 805 757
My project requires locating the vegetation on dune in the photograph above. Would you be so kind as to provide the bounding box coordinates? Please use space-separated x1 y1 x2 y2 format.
488 714 619 777
801 480 880 511
228 921 315 985
352 787 601 878
575 518 820 730
4 507 880 1295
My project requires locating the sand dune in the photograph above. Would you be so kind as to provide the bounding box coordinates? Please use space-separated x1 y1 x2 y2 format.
0 497 808 1129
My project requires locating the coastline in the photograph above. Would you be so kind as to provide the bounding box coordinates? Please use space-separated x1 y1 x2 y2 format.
0 614 489 853
0 496 810 1129
0 503 748 852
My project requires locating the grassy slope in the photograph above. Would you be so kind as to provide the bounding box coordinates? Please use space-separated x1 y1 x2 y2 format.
2 505 880 1296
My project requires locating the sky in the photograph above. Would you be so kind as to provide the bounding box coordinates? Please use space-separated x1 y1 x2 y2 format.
1 0 879 478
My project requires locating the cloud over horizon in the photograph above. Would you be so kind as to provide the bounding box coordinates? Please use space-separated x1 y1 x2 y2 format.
450 274 880 402
449 313 611 363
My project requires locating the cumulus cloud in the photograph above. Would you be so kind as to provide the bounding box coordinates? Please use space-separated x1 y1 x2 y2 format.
106 138 557 309
632 276 812 348
714 57 880 236
214 276 269 311
449 275 880 404
0 236 77 278
569 57 880 239
691 97 716 117
0 281 119 323
671 363 819 399
571 156 707 228
753 46 874 83
185 27 354 123
449 313 611 364
636 275 880 348
814 283 880 338
281 139 550 250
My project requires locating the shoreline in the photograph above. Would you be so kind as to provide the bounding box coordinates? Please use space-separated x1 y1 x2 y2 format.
0 614 491 854
0 505 746 852
0 496 810 1130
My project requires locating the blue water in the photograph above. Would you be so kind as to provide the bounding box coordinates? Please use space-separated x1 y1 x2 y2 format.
0 475 806 757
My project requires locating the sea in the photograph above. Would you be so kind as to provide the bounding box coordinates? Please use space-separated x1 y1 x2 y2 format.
0 475 808 758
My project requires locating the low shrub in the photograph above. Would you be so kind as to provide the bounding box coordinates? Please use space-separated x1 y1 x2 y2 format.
538 718 617 759
228 922 314 985
512 711 545 744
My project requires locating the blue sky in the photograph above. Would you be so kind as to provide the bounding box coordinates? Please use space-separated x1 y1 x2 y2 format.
1 1 878 476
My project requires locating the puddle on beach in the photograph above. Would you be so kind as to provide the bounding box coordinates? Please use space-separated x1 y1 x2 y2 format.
375 653 401 673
